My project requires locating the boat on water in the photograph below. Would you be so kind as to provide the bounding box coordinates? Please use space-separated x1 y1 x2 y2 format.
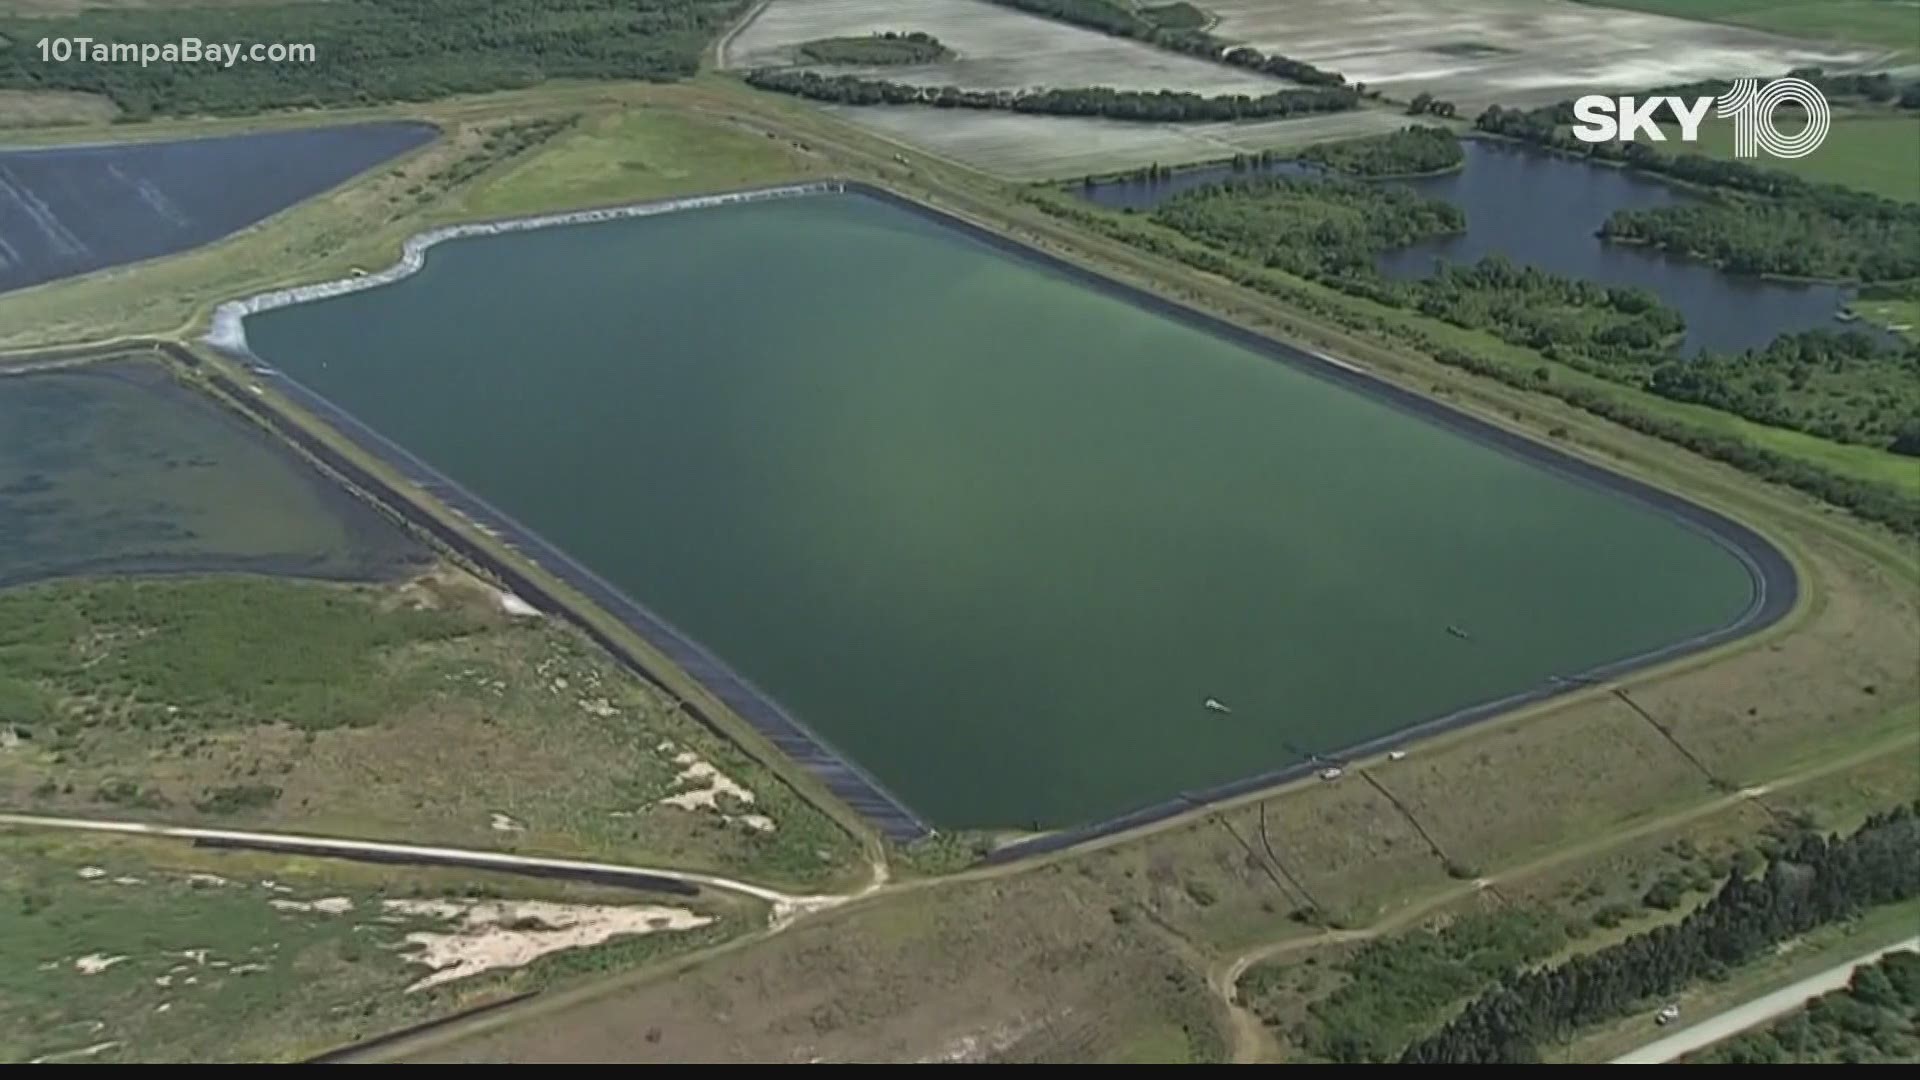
1204 698 1231 714
1446 624 1472 641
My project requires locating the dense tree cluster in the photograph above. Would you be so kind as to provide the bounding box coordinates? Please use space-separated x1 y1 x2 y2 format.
1690 950 1920 1063
1600 198 1920 282
981 0 1348 87
744 69 1358 122
0 0 741 118
1296 125 1463 176
1406 92 1458 119
1401 805 1920 1063
796 31 949 66
1029 193 1920 535
1650 331 1920 452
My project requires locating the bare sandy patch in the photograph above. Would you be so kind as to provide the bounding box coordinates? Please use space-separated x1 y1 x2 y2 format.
0 89 118 129
269 896 355 915
385 898 713 991
74 953 129 974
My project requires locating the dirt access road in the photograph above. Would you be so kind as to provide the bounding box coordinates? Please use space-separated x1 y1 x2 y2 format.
1612 936 1920 1064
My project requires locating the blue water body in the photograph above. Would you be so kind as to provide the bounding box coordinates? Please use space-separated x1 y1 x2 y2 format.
1077 139 1867 354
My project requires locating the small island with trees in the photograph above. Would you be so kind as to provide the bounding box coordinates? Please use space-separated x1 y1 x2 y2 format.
796 31 951 67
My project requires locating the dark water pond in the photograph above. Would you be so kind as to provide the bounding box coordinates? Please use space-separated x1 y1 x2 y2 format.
1078 140 1865 354
0 121 436 294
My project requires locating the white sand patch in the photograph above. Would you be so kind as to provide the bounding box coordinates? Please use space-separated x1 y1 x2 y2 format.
270 896 355 915
0 725 22 749
112 876 143 886
260 880 294 893
229 963 269 975
154 975 172 987
74 953 129 974
579 696 618 717
659 751 757 811
30 1041 119 1064
155 1003 170 1013
498 590 540 617
77 866 106 880
490 812 526 833
384 898 713 992
185 873 229 887
738 814 777 833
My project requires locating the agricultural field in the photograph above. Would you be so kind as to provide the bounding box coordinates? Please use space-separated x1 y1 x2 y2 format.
723 0 1406 177
0 357 424 586
0 829 750 1063
1574 0 1920 58
0 122 435 294
1203 0 1883 107
0 572 865 892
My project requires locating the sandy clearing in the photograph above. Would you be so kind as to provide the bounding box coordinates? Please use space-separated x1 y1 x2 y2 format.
489 812 526 833
724 0 1294 95
384 898 714 992
74 953 129 975
1203 0 1882 108
270 895 355 915
497 590 540 617
660 750 758 811
76 866 105 880
185 872 229 887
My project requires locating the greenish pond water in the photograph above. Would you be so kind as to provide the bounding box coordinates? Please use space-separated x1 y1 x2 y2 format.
0 359 424 587
244 193 1759 828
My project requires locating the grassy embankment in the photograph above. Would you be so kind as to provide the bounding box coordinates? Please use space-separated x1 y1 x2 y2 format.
0 828 753 1063
0 69 1914 1063
1574 0 1920 62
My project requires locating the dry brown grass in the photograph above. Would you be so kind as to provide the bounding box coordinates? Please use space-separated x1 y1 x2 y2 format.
412 863 1230 1063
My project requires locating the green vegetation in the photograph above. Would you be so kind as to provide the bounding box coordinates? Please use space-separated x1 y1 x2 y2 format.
980 0 1350 86
1243 911 1567 1062
796 31 950 66
1296 125 1463 176
744 69 1359 121
1687 949 1920 1063
1572 1 1920 57
1035 181 1920 532
1476 76 1920 280
0 832 743 1063
0 0 744 119
0 574 863 890
1660 111 1920 203
0 358 424 587
1404 804 1920 1062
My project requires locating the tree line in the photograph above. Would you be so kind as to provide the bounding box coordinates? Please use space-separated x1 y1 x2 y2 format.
1689 949 1920 1063
0 0 742 118
744 68 1358 122
980 0 1349 87
1029 192 1920 535
1402 804 1920 1062
796 31 949 66
1296 125 1463 176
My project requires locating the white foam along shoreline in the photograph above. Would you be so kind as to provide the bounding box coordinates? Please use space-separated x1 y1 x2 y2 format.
205 181 846 355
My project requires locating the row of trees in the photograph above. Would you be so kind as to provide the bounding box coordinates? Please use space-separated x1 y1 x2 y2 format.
980 0 1349 87
1690 950 1920 1063
0 0 741 118
1402 805 1920 1062
744 69 1358 122
1028 193 1920 535
1296 125 1463 176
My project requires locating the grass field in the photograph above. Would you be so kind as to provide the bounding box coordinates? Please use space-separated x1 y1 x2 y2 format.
1659 109 1920 202
0 573 863 891
1575 0 1920 58
0 828 750 1063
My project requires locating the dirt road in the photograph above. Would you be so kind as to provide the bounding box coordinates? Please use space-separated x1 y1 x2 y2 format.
1611 936 1920 1064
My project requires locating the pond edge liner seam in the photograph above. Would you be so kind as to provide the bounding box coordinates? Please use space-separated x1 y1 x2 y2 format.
196 179 1799 862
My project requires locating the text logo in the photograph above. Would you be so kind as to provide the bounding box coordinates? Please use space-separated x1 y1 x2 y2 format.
1570 77 1830 160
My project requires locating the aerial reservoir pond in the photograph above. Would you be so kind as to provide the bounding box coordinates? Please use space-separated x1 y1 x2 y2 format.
1081 140 1866 355
0 358 424 587
0 121 435 294
244 192 1766 829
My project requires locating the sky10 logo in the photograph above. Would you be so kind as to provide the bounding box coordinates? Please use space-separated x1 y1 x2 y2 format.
1570 77 1831 160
